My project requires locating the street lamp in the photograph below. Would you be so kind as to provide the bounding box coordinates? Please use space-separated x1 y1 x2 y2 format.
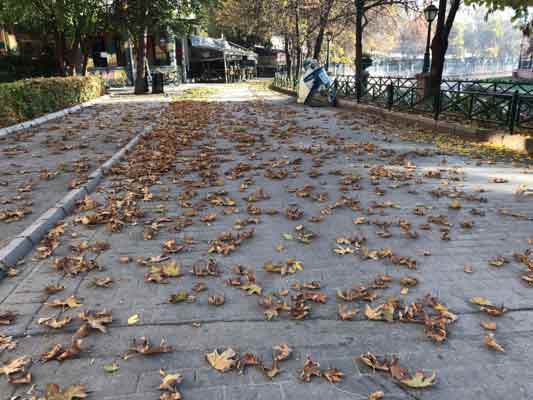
326 31 333 73
422 4 438 74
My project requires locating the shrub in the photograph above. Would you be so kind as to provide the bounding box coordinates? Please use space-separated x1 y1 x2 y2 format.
0 76 105 128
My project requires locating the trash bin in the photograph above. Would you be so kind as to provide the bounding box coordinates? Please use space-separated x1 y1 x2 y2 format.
152 72 164 94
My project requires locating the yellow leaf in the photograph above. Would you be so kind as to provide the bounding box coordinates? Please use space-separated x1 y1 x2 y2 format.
128 314 140 325
401 371 436 388
470 297 492 306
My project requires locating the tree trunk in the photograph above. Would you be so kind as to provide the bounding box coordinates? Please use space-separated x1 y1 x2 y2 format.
429 0 461 95
313 30 324 61
312 0 334 61
72 27 84 76
134 30 148 95
55 31 67 76
355 0 364 100
284 34 292 79
294 0 302 78
82 53 89 76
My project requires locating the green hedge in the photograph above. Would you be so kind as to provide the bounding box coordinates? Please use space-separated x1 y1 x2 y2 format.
0 76 105 128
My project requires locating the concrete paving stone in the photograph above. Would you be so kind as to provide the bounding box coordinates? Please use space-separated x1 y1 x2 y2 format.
0 84 531 400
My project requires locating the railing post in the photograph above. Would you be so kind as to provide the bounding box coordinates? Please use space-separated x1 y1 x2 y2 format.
386 84 394 111
509 90 519 134
468 94 474 121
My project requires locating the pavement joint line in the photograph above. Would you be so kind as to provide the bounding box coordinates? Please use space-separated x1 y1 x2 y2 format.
12 307 533 341
0 94 111 139
0 98 171 274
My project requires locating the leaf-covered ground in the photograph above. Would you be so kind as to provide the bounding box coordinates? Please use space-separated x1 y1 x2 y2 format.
0 83 532 400
0 95 169 248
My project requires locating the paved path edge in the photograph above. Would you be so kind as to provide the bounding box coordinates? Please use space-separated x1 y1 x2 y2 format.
0 94 111 139
0 100 171 276
269 84 533 155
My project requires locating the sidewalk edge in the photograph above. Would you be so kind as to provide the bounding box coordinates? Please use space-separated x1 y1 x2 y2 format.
0 100 171 276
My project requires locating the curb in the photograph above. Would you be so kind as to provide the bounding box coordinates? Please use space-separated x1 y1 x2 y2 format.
0 95 111 139
0 99 171 274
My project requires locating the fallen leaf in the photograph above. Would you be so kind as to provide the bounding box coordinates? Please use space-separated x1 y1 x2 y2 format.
128 314 140 325
322 368 344 383
8 371 32 384
359 353 390 372
299 357 321 382
0 335 17 352
46 295 83 309
401 371 437 388
365 304 383 321
104 362 120 373
78 310 112 333
470 297 492 306
480 321 497 331
206 348 237 372
484 334 505 352
38 316 72 329
159 369 183 391
480 304 507 317
43 383 87 400
208 293 225 306
0 356 31 376
338 304 358 320
273 344 291 361
368 391 385 400
123 337 174 360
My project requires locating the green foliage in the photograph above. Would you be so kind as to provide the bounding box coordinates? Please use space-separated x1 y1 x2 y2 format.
0 76 105 128
115 0 212 37
464 0 529 20
0 54 58 83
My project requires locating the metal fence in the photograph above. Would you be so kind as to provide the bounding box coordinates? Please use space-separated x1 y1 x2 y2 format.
273 73 533 133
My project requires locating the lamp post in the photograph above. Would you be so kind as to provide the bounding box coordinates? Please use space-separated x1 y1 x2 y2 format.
422 4 438 74
326 31 333 73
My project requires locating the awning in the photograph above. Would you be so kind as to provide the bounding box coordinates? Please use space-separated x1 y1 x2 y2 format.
190 35 257 61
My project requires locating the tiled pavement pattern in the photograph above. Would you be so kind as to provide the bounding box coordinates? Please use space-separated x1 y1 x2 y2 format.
0 84 532 400
0 94 168 247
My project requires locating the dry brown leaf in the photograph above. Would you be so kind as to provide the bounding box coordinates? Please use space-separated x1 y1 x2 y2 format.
43 383 87 400
38 316 72 329
0 311 16 325
206 348 237 372
78 310 112 333
208 293 225 306
0 356 31 376
359 353 390 372
8 371 32 385
322 368 344 384
484 334 505 352
368 391 385 400
480 321 497 331
365 304 383 320
299 357 321 382
46 295 83 309
0 335 17 352
273 344 291 362
123 337 174 360
338 304 358 320
159 369 183 391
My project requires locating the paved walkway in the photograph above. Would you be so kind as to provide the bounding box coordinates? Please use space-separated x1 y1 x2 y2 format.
0 83 532 400
0 93 170 248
